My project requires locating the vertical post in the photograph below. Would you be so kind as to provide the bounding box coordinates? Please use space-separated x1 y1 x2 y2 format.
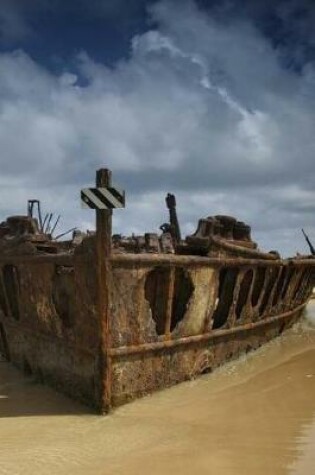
166 193 181 244
164 266 175 339
96 168 112 413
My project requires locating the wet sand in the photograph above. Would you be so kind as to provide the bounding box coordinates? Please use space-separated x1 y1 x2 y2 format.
1 303 315 475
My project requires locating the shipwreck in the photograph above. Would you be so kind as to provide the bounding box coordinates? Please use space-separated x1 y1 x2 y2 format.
0 168 314 413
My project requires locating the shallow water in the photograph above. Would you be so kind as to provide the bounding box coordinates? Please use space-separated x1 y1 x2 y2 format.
1 304 315 475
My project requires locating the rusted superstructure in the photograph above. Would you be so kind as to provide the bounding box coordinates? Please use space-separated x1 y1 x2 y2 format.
0 169 314 413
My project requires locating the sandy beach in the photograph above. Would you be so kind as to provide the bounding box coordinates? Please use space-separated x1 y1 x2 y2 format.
1 303 315 475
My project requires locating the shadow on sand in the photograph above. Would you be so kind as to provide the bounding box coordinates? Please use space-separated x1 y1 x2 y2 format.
0 359 94 418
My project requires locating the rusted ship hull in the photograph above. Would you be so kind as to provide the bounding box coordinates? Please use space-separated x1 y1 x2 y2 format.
101 254 314 408
0 251 313 411
0 168 314 413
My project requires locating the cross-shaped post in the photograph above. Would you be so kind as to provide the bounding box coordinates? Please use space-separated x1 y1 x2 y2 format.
81 168 125 413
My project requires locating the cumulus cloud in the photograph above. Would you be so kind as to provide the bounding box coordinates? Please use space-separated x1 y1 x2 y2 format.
0 0 314 255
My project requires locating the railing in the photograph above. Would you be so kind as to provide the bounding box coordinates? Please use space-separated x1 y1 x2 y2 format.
110 255 315 351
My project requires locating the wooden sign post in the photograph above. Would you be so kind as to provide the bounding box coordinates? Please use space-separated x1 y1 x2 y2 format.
81 168 125 413
96 168 112 413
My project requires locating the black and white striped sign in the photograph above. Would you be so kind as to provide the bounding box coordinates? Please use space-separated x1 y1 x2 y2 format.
81 187 125 209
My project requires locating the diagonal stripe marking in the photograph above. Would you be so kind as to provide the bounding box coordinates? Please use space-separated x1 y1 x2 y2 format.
93 188 115 209
81 192 91 208
98 188 123 208
81 191 94 208
108 187 125 205
83 189 109 209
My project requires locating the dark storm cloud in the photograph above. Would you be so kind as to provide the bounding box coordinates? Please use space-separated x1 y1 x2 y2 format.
0 0 153 68
1 0 314 69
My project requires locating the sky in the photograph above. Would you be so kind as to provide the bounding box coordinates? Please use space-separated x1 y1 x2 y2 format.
0 0 315 256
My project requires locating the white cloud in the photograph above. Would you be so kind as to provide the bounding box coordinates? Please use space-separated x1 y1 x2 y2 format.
0 0 314 256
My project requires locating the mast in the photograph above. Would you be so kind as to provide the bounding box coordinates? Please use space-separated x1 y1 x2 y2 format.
166 193 181 244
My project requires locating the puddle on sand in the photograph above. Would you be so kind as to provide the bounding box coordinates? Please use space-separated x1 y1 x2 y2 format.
1 302 315 475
